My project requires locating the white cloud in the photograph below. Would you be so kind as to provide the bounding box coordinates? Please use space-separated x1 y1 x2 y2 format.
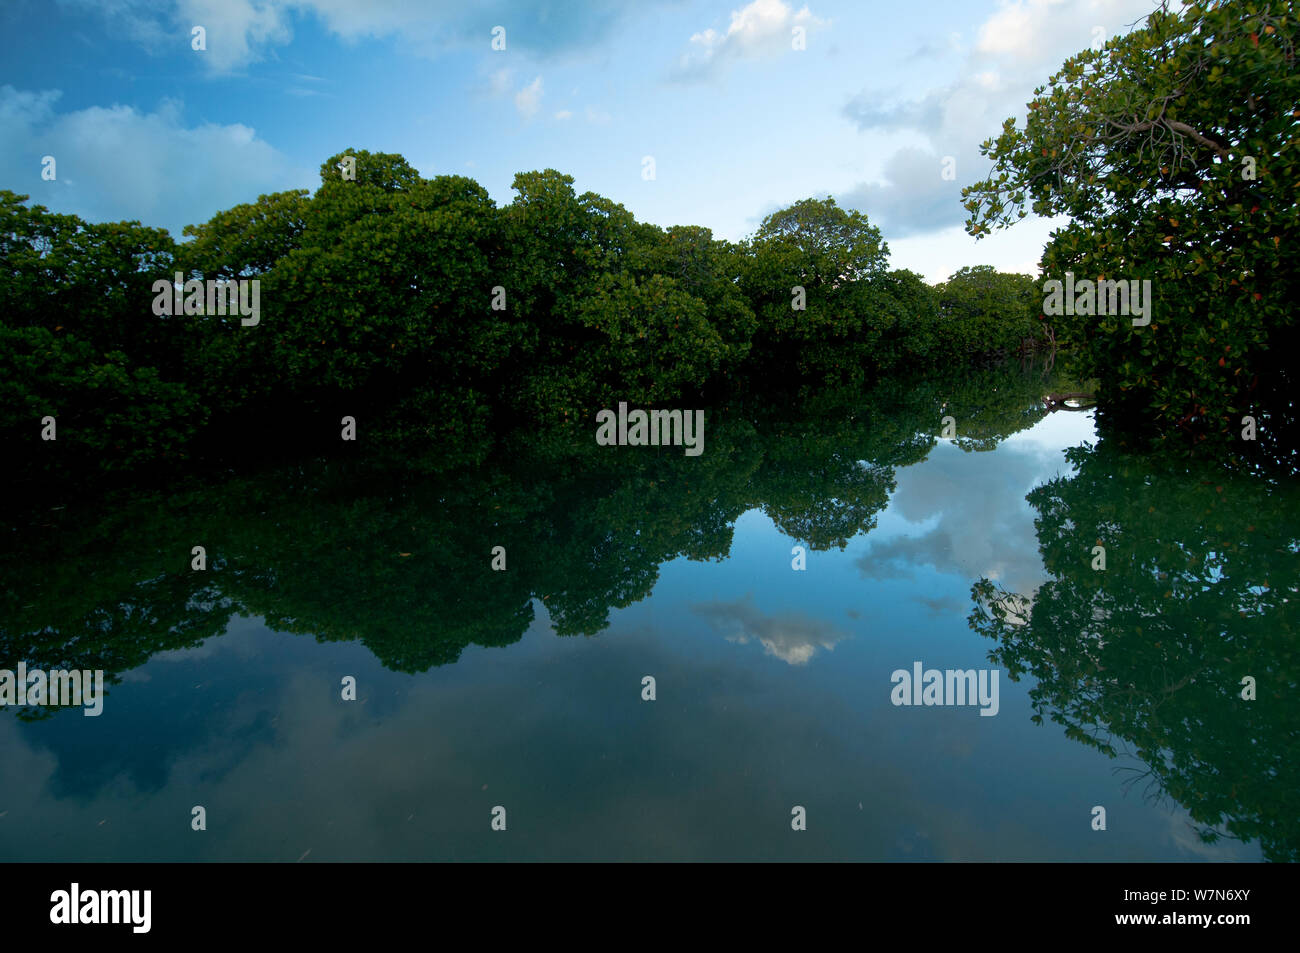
485 67 513 97
837 0 1156 242
839 146 969 240
975 0 1152 61
674 0 827 79
977 0 1040 56
59 0 174 50
176 0 294 73
886 220 1068 285
554 109 573 121
514 75 543 119
0 85 302 238
63 0 674 74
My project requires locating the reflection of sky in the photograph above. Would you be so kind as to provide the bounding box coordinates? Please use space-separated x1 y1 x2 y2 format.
692 594 850 665
0 409 1259 861
857 413 1094 600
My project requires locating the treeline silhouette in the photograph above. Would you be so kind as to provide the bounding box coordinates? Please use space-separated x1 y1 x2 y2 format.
2 151 1047 493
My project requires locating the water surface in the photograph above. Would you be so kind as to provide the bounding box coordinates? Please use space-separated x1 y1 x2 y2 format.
2 362 1295 861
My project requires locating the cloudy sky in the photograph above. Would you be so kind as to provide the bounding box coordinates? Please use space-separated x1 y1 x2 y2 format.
1 0 1158 282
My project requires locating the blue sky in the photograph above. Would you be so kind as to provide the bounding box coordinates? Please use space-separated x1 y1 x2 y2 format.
1 0 1158 282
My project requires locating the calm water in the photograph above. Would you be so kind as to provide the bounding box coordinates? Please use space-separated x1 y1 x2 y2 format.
2 362 1296 861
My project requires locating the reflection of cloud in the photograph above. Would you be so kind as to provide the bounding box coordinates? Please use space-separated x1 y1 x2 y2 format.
913 595 965 617
857 442 1057 599
0 615 889 861
691 593 849 665
0 606 1263 861
1162 805 1255 860
147 615 265 663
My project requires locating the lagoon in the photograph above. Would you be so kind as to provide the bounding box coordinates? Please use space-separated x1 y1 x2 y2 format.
1 360 1293 861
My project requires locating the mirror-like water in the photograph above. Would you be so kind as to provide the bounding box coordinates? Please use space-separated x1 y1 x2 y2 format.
2 361 1294 861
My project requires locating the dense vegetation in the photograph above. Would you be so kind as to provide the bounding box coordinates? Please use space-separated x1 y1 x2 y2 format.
2 157 1046 494
4 2 1295 492
964 0 1297 463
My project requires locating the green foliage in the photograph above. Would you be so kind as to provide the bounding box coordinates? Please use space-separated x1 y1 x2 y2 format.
0 191 204 479
572 272 728 403
2 150 1132 489
934 265 1045 357
639 225 757 371
178 188 309 279
963 0 1298 458
742 196 894 386
753 196 889 286
870 269 943 368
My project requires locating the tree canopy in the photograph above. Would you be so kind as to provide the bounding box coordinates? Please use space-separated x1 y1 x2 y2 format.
963 0 1297 462
3 158 1055 493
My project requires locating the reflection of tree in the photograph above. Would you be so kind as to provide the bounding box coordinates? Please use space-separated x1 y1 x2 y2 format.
0 495 239 719
747 361 1071 548
2 360 1072 706
970 441 1300 861
935 357 1084 453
